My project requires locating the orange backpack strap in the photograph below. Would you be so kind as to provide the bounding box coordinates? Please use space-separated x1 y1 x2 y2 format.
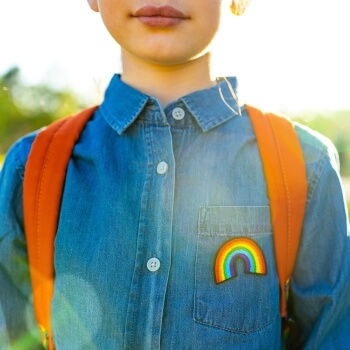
245 104 308 318
23 106 97 350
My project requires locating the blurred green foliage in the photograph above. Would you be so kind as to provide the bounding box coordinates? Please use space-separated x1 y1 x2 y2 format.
0 67 85 154
293 110 350 176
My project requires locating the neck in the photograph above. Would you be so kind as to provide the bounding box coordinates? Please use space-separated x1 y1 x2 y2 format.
120 51 216 107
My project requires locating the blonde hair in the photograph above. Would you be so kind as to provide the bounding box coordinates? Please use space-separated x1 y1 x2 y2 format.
231 0 251 16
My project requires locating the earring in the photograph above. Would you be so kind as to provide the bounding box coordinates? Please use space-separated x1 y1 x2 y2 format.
230 1 246 16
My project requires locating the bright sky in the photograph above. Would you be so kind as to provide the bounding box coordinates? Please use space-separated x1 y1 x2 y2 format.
1 0 350 113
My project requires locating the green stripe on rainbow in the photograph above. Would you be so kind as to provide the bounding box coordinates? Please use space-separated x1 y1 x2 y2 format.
215 237 267 284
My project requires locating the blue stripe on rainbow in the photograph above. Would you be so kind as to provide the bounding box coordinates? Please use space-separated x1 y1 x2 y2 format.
215 237 267 284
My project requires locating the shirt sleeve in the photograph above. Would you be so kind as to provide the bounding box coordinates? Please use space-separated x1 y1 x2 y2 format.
0 140 41 349
290 134 350 349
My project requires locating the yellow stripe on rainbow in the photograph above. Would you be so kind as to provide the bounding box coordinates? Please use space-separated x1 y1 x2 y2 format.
215 237 267 284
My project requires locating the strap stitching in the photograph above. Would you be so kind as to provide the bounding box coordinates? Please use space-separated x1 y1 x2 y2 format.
267 114 292 284
35 119 67 342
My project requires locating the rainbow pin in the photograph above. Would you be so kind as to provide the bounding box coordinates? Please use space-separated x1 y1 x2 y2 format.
215 237 267 284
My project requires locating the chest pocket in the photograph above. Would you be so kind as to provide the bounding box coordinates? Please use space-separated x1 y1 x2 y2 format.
194 206 279 334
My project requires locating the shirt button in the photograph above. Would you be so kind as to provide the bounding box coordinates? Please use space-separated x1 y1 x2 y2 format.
157 161 168 175
172 107 185 120
147 258 160 272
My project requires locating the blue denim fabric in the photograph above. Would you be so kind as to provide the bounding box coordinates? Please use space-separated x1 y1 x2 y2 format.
1 75 350 349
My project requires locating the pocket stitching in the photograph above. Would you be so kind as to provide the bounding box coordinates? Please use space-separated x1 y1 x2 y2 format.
193 312 277 334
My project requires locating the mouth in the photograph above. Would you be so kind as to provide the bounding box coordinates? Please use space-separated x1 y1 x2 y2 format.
132 5 189 27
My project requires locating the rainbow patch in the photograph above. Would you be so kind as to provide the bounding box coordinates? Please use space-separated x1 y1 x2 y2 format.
215 237 267 284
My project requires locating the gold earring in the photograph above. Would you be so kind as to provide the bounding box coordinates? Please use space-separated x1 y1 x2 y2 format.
230 1 245 16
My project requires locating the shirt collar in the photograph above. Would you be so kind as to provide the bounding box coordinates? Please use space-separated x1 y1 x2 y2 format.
180 77 241 132
99 75 149 135
99 74 241 134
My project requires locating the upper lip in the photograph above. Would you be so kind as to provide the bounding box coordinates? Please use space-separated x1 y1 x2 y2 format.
133 5 188 18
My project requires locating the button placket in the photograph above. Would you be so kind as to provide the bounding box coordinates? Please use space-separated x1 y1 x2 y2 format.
125 121 175 350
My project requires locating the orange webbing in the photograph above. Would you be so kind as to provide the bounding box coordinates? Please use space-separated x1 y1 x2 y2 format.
23 107 97 349
246 105 307 318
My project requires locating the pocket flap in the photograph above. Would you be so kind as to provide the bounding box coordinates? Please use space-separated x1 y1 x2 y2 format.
199 206 271 236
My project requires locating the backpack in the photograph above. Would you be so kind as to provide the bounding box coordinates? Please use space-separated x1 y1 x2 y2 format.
23 105 308 350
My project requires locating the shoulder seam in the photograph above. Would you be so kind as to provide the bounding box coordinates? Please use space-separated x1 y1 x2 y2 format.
306 144 329 203
13 141 28 181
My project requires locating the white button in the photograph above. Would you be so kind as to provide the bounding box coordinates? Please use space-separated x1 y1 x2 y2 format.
157 161 168 175
172 107 185 120
147 258 160 272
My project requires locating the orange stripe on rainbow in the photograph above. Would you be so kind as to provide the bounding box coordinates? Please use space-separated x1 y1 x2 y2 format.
215 237 267 284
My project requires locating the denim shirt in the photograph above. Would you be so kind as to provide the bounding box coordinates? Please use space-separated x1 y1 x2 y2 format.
1 75 350 350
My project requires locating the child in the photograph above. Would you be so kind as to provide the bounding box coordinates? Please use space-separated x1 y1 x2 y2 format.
1 0 349 349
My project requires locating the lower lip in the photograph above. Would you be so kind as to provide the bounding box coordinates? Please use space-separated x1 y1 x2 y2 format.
137 16 184 27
